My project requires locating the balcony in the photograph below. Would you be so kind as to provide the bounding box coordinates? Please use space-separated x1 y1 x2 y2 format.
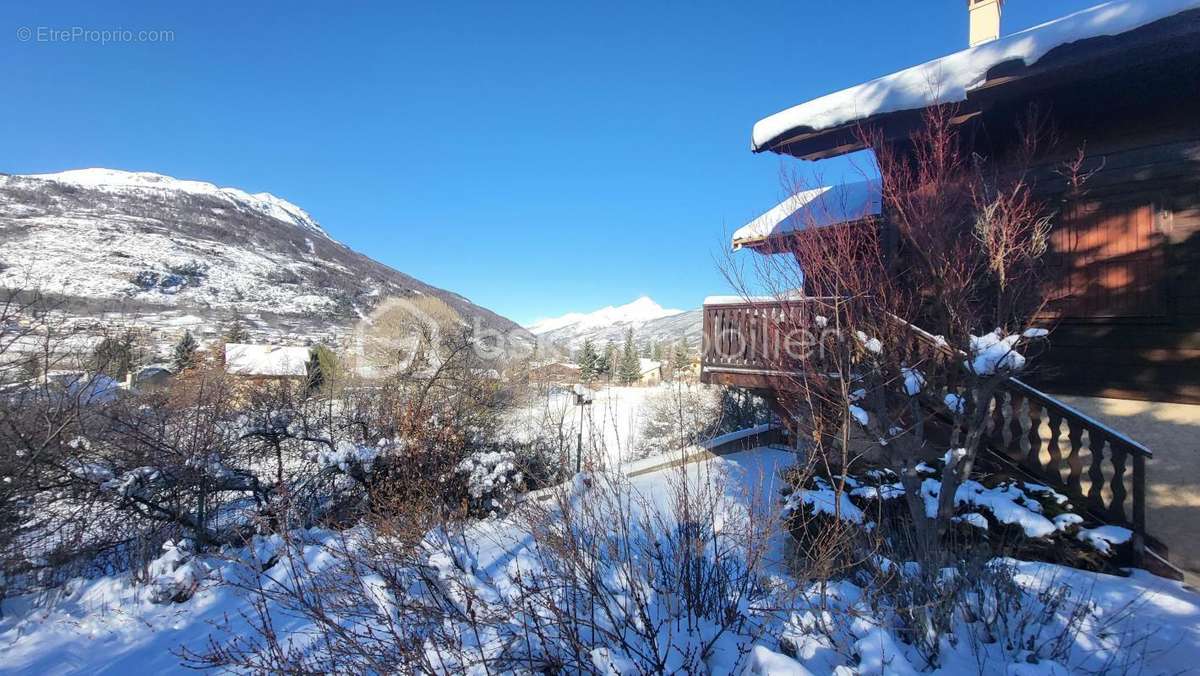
699 296 819 390
699 295 1165 572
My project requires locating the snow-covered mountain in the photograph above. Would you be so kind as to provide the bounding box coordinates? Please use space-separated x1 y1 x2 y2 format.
0 168 530 350
528 297 700 351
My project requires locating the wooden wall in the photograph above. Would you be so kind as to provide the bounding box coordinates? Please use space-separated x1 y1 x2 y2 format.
969 78 1200 403
1030 170 1200 403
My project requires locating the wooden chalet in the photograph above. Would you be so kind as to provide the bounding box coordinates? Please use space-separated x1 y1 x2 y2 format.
728 0 1200 404
702 0 1200 576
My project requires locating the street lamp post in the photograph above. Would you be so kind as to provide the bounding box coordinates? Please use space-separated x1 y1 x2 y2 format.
572 384 594 474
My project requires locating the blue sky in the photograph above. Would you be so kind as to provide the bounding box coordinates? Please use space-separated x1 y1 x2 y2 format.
3 1 1104 325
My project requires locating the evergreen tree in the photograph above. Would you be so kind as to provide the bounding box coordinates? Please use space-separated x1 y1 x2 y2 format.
598 342 615 382
306 345 339 393
618 328 641 384
223 313 250 344
91 330 138 377
172 330 199 372
672 340 692 380
578 338 599 382
306 349 323 392
651 340 663 361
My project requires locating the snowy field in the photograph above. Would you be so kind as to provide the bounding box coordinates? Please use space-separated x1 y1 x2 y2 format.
504 385 656 469
2 443 1199 674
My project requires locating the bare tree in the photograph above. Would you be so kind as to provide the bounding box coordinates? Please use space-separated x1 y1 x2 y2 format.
722 105 1077 556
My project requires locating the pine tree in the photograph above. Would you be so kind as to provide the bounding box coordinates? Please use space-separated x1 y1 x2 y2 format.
598 342 615 381
619 328 641 384
672 340 691 380
91 330 138 377
578 338 599 382
173 330 199 372
223 313 250 344
306 349 323 392
651 340 663 361
306 345 339 392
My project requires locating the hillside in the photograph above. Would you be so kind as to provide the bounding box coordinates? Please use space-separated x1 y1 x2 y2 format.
528 296 701 352
0 169 530 350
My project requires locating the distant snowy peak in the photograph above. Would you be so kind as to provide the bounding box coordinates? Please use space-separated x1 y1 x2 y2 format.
19 168 331 240
527 296 684 335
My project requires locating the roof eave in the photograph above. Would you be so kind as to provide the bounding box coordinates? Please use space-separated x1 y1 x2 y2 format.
754 8 1200 160
732 214 882 253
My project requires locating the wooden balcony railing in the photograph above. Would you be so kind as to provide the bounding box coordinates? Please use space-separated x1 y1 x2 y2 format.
974 378 1153 560
700 298 1159 568
701 299 824 381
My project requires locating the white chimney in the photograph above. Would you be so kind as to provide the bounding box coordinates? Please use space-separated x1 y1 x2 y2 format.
968 0 1002 47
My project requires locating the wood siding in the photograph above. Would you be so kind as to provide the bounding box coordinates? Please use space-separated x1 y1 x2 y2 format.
1046 201 1164 320
1029 150 1200 403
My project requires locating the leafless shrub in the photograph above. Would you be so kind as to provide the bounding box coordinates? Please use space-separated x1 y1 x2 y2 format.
185 453 785 673
0 287 525 606
721 104 1089 560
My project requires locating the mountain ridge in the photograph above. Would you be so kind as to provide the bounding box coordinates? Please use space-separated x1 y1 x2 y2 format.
529 296 701 353
0 168 530 353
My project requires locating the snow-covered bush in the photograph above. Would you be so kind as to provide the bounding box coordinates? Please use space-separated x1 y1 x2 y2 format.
443 449 523 517
768 550 1152 675
636 383 770 460
781 457 1126 578
146 539 208 604
188 463 783 674
636 382 723 459
716 386 771 434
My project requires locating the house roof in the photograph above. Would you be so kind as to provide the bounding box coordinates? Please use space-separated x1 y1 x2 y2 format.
732 180 882 249
638 358 662 376
752 0 1200 157
225 343 311 377
531 361 580 372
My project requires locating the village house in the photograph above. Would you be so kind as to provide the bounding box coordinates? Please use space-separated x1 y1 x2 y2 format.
224 343 313 380
704 0 1200 577
637 358 663 386
527 361 582 387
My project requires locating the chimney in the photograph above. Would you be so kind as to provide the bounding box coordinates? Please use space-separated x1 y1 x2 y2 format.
968 0 1002 47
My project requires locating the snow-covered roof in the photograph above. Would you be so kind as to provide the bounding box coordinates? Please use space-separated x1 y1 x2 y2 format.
225 343 311 377
732 180 881 248
752 0 1200 152
638 358 662 376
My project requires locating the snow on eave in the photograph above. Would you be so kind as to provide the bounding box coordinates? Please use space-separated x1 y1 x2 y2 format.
731 179 881 249
751 0 1200 152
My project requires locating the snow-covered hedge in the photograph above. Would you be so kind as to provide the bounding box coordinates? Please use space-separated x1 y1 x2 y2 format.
781 458 1127 574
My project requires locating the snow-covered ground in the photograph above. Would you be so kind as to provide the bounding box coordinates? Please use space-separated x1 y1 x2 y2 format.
505 385 656 469
2 445 1199 673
